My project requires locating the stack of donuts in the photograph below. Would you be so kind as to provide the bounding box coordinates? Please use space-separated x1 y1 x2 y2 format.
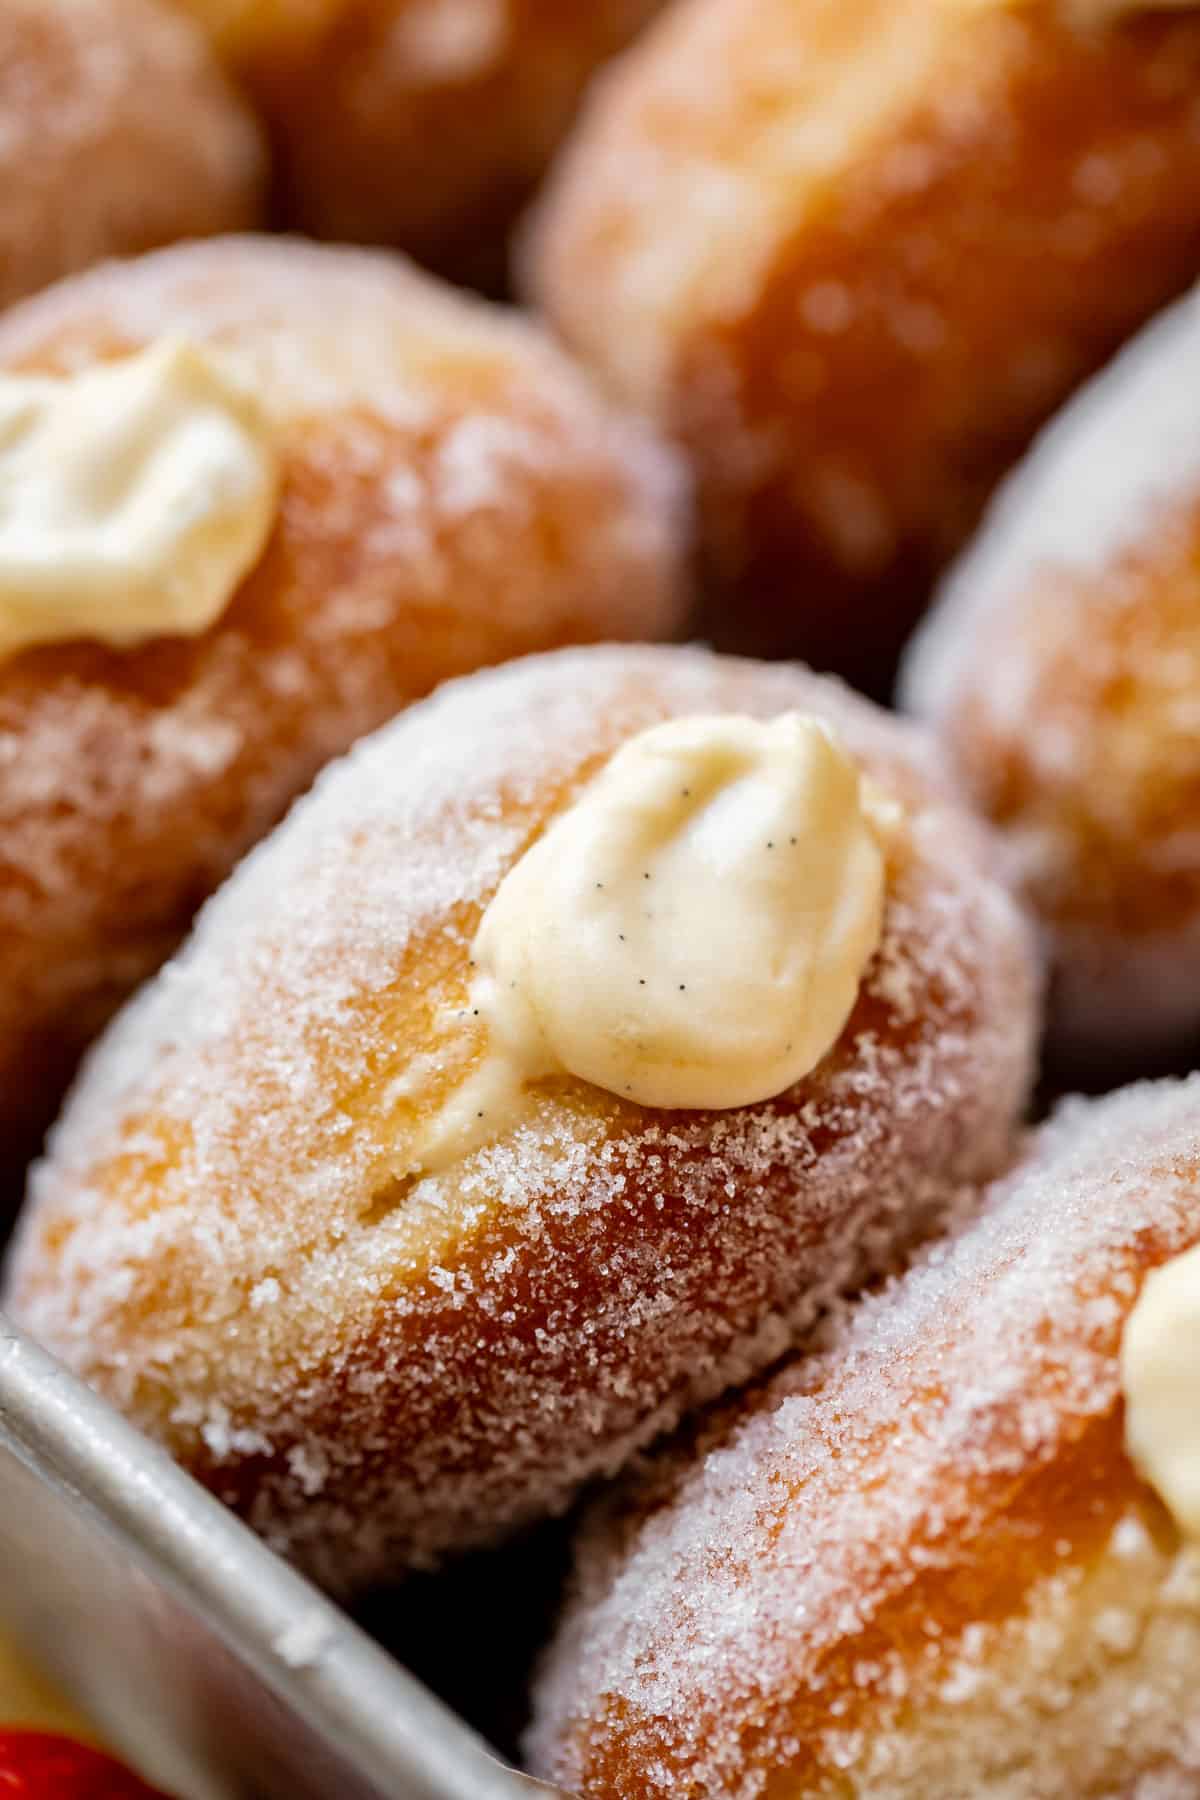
3 1 1200 1795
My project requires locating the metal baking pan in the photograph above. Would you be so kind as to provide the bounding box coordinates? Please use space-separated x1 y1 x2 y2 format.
0 1313 564 1798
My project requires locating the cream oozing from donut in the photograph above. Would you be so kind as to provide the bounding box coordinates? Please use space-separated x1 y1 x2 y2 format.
1122 1244 1200 1541
0 337 278 661
413 712 889 1171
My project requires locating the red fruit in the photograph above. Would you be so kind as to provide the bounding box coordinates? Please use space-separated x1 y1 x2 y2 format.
0 1731 169 1797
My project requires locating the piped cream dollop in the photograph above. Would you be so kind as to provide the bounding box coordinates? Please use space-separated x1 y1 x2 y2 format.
412 712 891 1172
0 337 279 662
1122 1245 1200 1541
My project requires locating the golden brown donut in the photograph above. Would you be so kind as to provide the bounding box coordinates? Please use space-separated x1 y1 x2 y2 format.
170 0 666 289
527 1076 1200 1800
525 0 1200 685
0 236 689 1174
5 643 1039 1591
0 0 264 311
902 284 1200 1071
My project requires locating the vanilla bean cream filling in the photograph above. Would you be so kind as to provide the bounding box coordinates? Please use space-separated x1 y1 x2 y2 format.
1123 1244 1200 1542
0 337 279 661
410 712 892 1174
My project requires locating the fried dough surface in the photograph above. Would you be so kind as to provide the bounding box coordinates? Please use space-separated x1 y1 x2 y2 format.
904 285 1200 1066
0 0 263 310
528 0 1200 680
8 645 1038 1589
529 1078 1200 1799
0 238 689 1169
173 0 666 287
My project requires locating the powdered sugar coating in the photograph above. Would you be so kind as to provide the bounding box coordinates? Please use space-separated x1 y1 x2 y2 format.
0 0 263 312
529 1077 1200 1799
901 283 1200 1062
0 237 690 1171
7 644 1038 1590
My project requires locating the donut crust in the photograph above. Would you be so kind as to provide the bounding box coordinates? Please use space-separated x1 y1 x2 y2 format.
903 287 1200 1068
526 0 1200 682
0 238 689 1172
0 0 264 311
6 645 1038 1590
173 0 665 288
528 1078 1200 1799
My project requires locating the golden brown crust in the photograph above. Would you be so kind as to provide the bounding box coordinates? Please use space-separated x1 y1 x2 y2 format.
0 0 264 311
929 505 1200 1066
528 1078 1200 1799
6 645 1038 1590
0 238 690 1171
174 0 665 288
527 0 1200 684
902 286 1200 1065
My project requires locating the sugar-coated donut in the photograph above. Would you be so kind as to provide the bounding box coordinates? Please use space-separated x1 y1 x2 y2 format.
0 237 689 1174
6 644 1039 1591
527 1076 1200 1800
903 284 1200 1070
0 0 264 311
171 0 666 289
525 0 1200 684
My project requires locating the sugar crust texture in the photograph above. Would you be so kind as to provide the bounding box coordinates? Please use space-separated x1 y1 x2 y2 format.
173 0 667 289
0 236 690 1173
528 1076 1200 1800
904 282 1200 1067
526 0 1200 681
7 643 1039 1591
0 0 264 311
